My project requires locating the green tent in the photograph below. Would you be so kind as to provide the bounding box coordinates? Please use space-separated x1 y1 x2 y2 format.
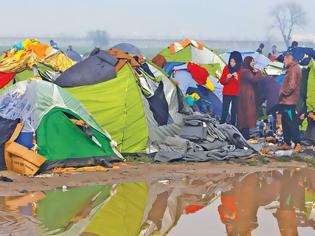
307 59 315 112
0 80 121 171
55 50 188 153
67 64 149 153
156 39 226 77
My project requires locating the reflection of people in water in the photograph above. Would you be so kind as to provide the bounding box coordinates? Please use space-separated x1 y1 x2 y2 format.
274 169 305 236
305 169 315 229
140 183 215 235
218 171 282 236
219 173 260 236
140 175 235 236
274 168 315 235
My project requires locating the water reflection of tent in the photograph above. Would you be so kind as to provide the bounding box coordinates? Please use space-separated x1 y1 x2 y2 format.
140 177 228 236
82 183 148 236
36 185 112 234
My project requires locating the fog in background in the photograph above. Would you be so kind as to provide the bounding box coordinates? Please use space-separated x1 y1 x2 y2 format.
1 0 315 55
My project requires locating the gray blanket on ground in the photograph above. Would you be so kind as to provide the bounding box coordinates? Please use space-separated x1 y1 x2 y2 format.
154 114 256 162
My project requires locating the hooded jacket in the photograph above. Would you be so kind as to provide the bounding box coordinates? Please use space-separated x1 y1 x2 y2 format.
279 62 302 105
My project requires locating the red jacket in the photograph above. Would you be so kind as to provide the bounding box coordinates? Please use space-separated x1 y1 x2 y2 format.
219 65 241 96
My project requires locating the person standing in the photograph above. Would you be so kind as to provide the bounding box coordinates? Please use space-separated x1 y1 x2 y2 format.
237 56 267 139
66 45 82 62
278 52 302 152
256 43 265 54
288 41 299 52
219 51 243 126
269 45 278 62
50 40 59 50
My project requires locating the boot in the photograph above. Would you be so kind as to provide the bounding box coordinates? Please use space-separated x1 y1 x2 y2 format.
293 144 302 153
278 143 292 150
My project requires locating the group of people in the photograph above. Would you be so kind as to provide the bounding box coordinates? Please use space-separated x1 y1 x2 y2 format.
257 41 299 62
50 40 82 62
219 49 305 153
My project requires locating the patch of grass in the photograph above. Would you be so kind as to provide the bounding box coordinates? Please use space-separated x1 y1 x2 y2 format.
230 154 271 166
245 158 259 166
273 156 293 162
124 155 152 163
291 154 315 168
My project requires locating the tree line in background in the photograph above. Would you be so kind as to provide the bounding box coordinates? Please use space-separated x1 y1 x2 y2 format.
271 1 307 48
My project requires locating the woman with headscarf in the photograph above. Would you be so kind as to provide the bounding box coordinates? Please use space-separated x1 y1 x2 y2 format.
237 56 268 139
219 51 243 126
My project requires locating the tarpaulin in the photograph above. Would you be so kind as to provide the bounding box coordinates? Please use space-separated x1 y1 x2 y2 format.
0 72 16 89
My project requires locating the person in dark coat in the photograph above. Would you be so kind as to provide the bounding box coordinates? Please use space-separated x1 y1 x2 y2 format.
278 52 302 152
256 43 265 54
237 56 267 139
219 51 243 126
65 45 82 62
287 41 299 52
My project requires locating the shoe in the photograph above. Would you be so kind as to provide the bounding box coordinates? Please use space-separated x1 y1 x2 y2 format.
294 144 302 153
278 143 291 150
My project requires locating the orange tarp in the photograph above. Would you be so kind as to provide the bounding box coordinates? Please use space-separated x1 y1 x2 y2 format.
169 39 203 54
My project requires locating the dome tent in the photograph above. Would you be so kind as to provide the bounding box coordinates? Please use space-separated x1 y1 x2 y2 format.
152 39 225 119
54 48 188 153
156 39 225 77
0 80 121 175
112 42 142 55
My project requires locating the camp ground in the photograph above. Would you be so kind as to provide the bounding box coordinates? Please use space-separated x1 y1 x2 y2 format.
0 38 315 176
1 1 315 235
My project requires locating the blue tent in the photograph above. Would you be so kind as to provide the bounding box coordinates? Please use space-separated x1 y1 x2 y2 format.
167 64 223 118
289 47 315 66
112 43 142 55
221 49 271 69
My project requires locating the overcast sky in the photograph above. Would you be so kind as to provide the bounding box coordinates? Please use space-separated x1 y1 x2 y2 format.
1 0 314 40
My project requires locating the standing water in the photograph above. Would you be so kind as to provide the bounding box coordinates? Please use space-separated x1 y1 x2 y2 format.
0 167 315 236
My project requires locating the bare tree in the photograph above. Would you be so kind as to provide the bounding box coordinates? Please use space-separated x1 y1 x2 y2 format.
271 2 306 47
87 30 110 47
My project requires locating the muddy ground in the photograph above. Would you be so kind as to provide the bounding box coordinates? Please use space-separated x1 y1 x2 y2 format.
0 157 312 196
